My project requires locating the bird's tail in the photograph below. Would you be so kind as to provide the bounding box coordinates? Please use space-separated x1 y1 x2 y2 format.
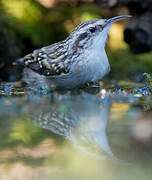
13 58 24 66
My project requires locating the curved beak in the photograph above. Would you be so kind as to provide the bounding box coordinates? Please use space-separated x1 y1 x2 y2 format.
106 15 132 25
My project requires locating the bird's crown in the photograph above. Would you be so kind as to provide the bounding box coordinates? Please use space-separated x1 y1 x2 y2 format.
67 15 131 49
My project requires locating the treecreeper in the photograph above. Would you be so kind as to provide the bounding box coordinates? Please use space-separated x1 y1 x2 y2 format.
14 15 131 90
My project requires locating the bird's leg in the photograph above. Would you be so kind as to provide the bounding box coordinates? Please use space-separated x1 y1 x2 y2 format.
86 81 100 88
82 81 100 94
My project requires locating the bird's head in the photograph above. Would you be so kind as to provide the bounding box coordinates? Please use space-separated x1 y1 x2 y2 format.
68 15 131 51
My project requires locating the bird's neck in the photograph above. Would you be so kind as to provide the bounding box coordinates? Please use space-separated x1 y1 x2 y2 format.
83 48 110 82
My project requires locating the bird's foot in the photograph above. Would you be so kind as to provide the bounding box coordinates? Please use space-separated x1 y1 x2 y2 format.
82 82 101 94
86 81 100 88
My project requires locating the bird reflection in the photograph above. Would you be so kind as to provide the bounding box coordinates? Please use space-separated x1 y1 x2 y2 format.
31 92 114 160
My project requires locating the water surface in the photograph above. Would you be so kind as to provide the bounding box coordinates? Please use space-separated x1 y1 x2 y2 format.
0 86 152 179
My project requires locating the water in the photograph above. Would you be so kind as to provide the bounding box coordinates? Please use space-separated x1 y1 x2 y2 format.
0 84 152 179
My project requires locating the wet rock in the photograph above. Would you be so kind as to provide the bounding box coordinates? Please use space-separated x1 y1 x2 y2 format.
133 84 150 96
113 85 121 93
124 13 152 54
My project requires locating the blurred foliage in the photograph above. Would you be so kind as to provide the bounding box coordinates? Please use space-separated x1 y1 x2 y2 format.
106 21 152 81
1 0 101 48
144 73 152 87
143 103 152 111
107 49 152 81
1 0 65 47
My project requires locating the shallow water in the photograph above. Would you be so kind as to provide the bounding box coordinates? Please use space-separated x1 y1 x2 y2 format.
0 85 152 180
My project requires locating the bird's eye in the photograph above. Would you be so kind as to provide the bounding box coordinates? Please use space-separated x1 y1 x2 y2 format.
89 27 96 33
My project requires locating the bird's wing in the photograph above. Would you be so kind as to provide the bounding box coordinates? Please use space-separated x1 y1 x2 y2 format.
15 41 70 76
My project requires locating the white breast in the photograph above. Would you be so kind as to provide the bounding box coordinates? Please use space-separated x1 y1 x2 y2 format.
88 49 110 82
74 48 110 84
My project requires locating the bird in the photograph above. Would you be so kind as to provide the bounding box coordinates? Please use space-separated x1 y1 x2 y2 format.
14 15 131 90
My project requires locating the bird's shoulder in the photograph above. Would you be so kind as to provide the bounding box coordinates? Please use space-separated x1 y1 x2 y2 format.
19 41 71 76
